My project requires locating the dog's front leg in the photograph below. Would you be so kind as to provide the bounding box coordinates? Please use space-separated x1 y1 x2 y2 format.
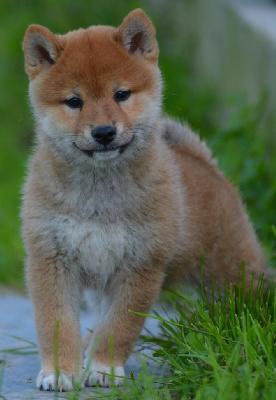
27 256 83 391
85 266 165 387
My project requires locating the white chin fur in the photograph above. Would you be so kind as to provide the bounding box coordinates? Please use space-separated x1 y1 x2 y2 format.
92 149 120 161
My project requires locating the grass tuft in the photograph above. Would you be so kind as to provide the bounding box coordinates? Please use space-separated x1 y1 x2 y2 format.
139 272 276 399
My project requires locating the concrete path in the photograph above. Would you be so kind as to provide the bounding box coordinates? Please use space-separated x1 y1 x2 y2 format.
0 292 170 399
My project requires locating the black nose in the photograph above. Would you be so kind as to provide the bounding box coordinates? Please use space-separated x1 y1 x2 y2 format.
91 125 116 146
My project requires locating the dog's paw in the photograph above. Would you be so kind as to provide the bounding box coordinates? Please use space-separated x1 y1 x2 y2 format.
85 361 125 387
36 370 80 391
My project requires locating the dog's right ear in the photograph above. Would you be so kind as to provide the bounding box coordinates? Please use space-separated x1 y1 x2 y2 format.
23 25 63 79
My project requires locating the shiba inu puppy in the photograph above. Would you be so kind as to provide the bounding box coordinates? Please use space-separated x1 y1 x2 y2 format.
22 9 267 391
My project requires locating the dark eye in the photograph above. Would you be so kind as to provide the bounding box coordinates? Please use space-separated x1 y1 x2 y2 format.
65 97 83 109
114 90 131 102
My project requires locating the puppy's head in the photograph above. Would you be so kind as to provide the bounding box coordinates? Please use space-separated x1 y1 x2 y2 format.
23 9 162 165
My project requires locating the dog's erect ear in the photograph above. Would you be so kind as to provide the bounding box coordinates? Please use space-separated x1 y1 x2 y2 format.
23 25 63 79
116 9 159 62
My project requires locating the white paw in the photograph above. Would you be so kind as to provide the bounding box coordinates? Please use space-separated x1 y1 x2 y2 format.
36 370 80 391
85 361 125 387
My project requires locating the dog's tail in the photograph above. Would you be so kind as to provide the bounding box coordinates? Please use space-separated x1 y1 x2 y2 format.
162 116 217 166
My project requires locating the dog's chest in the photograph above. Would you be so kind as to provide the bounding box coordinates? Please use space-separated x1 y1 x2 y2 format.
54 214 148 282
40 167 156 283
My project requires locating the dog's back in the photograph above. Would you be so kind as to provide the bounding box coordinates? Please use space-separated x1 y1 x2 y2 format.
162 118 266 289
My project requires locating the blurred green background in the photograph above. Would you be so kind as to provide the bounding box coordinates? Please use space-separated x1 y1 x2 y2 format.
0 0 275 290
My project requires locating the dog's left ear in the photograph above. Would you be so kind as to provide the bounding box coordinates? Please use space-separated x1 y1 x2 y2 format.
115 9 159 62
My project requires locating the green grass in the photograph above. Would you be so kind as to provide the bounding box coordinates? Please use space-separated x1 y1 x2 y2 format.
140 274 276 399
1 272 275 399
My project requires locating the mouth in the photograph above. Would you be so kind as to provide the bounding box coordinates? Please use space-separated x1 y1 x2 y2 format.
74 140 133 160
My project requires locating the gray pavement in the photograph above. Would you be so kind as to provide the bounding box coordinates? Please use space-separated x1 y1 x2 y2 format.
0 291 170 399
